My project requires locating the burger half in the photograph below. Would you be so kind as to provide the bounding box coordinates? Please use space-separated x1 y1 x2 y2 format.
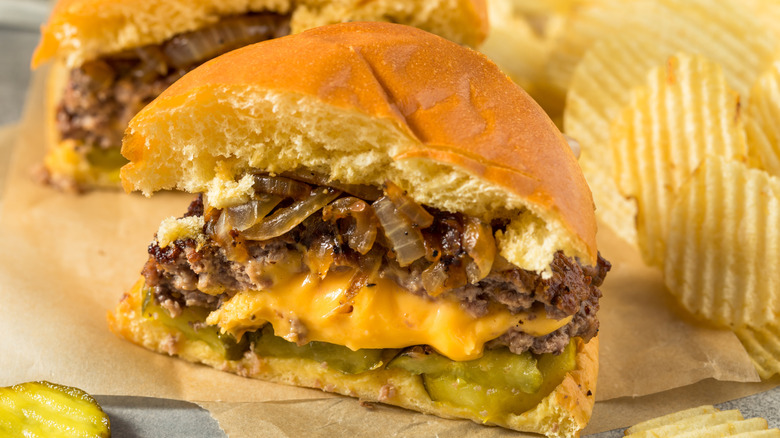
31 0 487 191
109 22 610 437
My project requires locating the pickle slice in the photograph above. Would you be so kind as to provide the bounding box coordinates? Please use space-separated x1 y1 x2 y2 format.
388 346 543 393
86 148 128 171
422 375 536 421
142 288 248 360
250 326 391 374
389 341 578 419
0 381 110 437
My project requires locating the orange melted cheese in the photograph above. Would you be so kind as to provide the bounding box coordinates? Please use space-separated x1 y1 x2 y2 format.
206 270 572 361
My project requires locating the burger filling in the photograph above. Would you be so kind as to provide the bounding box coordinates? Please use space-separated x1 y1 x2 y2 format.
55 13 291 175
138 173 609 416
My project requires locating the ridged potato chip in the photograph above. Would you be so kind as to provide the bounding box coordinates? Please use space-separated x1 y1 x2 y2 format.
565 35 667 246
547 0 776 106
627 410 744 438
735 323 780 380
663 157 780 328
625 405 778 438
611 54 748 267
481 0 592 119
731 431 780 438
626 406 719 435
560 0 774 246
745 0 780 42
480 0 555 110
0 381 111 437
746 61 780 177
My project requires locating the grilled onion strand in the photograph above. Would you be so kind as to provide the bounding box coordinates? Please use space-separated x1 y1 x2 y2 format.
372 196 426 267
242 188 341 241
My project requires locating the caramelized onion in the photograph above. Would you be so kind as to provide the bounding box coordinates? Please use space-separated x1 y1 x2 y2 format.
305 236 336 279
224 195 282 231
133 46 168 81
462 217 496 283
213 210 248 263
163 14 289 69
372 196 426 266
384 181 434 228
422 257 468 296
253 175 311 200
281 171 383 201
242 188 341 241
438 214 465 257
423 233 443 263
322 197 378 255
421 259 449 296
342 248 382 307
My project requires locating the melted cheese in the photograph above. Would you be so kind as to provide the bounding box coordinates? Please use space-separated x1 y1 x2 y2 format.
206 270 572 361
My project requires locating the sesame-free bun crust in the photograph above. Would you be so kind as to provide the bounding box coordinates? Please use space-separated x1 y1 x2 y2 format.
109 278 599 437
121 22 597 270
32 0 487 68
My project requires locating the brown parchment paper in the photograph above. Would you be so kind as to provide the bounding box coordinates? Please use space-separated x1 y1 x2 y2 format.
0 69 771 436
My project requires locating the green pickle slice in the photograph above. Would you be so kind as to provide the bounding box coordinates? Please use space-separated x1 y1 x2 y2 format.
142 289 248 360
389 341 577 421
250 326 392 374
0 381 110 437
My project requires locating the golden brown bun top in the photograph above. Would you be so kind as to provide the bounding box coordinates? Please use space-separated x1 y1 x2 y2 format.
32 0 487 68
122 22 597 270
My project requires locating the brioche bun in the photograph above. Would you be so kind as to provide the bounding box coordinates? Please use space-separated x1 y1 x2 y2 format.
33 0 487 69
121 22 598 272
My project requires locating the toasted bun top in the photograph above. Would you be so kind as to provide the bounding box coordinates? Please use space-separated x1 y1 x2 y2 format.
32 0 487 68
121 22 597 271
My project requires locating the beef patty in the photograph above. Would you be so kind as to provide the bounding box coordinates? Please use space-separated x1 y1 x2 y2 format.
143 188 609 356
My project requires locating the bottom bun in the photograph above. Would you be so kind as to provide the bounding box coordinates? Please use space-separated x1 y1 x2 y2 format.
108 279 599 437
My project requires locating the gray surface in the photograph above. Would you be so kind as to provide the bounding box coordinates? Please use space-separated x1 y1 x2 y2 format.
0 27 39 126
94 396 226 438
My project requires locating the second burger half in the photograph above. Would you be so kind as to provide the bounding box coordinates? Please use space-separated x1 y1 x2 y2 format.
109 22 610 437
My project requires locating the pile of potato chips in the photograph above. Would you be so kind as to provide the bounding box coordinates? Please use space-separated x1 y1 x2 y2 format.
624 405 779 438
482 0 780 380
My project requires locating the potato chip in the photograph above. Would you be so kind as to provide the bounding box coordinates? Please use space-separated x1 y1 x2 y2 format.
669 418 769 438
611 54 748 267
745 0 780 42
626 410 743 438
625 405 777 438
548 0 776 112
734 323 780 380
565 35 669 246
481 0 590 118
562 3 776 245
480 0 553 103
730 431 780 438
664 157 780 328
626 405 718 435
745 61 780 177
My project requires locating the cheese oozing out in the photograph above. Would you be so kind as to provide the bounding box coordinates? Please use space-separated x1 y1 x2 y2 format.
206 268 572 361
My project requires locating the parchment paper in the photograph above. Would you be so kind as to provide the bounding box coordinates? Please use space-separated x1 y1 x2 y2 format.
0 69 770 436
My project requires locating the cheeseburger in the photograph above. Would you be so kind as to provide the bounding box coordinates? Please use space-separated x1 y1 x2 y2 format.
32 0 487 191
109 22 610 437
